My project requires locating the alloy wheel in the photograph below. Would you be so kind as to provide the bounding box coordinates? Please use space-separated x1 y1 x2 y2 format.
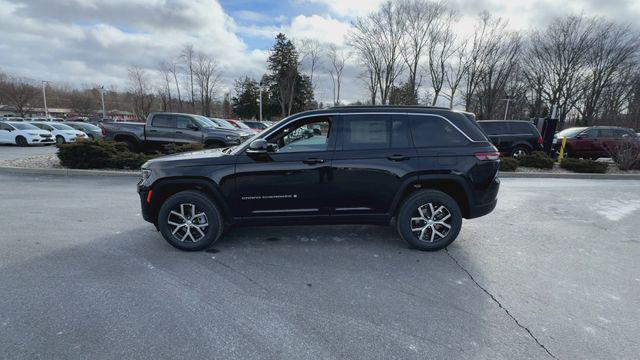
512 148 528 157
167 203 209 243
410 203 452 243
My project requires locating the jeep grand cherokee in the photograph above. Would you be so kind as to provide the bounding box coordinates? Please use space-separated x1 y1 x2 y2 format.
137 106 500 251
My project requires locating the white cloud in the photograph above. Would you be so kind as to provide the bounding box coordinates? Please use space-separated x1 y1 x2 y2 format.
305 0 384 17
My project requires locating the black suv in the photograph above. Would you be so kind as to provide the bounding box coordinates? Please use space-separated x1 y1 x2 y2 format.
478 120 543 157
138 106 500 251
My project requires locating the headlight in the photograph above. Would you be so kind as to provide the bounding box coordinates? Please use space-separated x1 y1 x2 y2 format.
27 132 39 136
225 135 239 140
141 169 152 181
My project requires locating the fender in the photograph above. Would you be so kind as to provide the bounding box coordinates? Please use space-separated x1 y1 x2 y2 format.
388 174 473 217
150 176 233 223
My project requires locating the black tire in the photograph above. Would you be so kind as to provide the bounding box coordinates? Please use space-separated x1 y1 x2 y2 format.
509 146 530 158
157 190 223 251
15 136 28 147
55 135 65 145
396 190 463 251
119 139 138 152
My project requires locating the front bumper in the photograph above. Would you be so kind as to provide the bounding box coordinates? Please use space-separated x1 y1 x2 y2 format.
27 135 55 144
137 181 155 224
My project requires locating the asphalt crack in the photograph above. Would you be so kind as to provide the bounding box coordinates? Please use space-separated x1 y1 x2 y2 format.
445 248 557 359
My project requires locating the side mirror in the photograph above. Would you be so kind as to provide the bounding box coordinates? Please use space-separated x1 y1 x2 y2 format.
576 135 583 140
246 139 268 154
187 124 200 131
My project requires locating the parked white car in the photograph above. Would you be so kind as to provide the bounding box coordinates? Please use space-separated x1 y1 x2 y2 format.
0 121 55 146
28 117 64 122
30 122 87 144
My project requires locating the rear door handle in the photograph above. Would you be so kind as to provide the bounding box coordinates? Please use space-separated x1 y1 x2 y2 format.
387 154 409 161
175 131 183 134
303 158 325 165
149 129 157 132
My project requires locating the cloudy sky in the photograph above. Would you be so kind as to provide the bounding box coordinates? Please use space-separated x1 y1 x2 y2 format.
1 0 639 105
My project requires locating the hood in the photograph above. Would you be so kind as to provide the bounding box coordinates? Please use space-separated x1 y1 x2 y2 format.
143 148 235 169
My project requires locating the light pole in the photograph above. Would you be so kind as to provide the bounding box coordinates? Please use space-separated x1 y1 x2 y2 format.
98 86 106 119
499 97 512 120
42 80 49 118
258 80 263 122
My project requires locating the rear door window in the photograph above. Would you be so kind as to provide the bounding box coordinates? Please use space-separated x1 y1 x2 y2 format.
479 122 507 136
411 115 469 147
598 128 615 138
151 114 176 128
342 114 391 150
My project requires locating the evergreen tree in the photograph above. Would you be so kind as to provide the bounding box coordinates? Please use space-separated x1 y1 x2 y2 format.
231 76 259 119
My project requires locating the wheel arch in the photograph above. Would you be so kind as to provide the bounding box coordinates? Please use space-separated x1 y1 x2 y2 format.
390 175 472 218
149 177 232 225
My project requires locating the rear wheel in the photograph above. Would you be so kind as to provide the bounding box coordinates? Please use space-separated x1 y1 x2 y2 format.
396 190 462 251
157 190 223 251
15 136 28 147
509 146 530 158
119 138 138 152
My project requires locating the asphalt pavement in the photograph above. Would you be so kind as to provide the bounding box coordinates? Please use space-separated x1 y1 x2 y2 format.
0 144 57 161
0 173 639 359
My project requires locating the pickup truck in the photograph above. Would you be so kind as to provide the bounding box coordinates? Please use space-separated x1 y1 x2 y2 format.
102 112 252 151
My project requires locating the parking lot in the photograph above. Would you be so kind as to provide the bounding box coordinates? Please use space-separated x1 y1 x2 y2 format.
1 173 639 359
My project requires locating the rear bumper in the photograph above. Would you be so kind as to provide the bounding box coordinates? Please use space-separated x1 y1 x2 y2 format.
467 177 500 219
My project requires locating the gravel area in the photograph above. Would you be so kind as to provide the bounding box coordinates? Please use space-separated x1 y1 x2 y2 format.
0 154 61 168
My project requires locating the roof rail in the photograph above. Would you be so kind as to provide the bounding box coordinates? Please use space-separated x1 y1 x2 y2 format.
329 105 450 111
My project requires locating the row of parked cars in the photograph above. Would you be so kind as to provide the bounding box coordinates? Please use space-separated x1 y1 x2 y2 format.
0 114 274 147
477 120 639 160
101 113 274 151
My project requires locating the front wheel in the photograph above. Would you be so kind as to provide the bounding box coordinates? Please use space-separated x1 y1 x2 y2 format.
157 190 223 251
56 135 65 145
396 190 462 251
15 136 28 146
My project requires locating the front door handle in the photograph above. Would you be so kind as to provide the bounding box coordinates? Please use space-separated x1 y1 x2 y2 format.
148 129 157 132
303 158 325 165
387 154 409 161
175 131 183 134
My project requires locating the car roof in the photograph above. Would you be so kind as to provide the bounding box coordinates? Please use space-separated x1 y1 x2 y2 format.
478 120 532 123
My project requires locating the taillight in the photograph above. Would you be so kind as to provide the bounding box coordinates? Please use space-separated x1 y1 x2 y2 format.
475 151 501 161
537 135 543 144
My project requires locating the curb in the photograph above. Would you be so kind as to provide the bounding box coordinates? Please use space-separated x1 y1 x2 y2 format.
1 166 639 180
498 171 640 180
0 166 139 177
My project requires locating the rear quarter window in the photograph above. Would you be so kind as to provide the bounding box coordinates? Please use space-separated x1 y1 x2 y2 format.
509 122 536 135
479 122 507 136
151 115 175 128
410 115 469 147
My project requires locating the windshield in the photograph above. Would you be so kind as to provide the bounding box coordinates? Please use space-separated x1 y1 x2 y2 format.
556 127 587 138
10 122 40 130
231 120 251 130
50 123 75 130
209 118 237 130
192 116 215 128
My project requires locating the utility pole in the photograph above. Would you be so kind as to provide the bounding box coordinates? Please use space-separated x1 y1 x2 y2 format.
258 80 263 122
499 97 512 120
42 81 49 118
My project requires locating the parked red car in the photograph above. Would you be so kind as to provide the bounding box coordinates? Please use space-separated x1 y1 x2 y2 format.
553 126 639 159
225 119 259 134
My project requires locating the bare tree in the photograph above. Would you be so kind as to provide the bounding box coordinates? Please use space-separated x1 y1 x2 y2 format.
524 15 597 121
127 67 154 121
0 76 39 117
167 57 183 112
398 0 447 104
327 45 351 105
193 52 222 116
425 9 457 106
349 0 404 105
157 61 173 112
443 40 469 108
69 89 98 116
298 38 323 92
181 44 196 111
578 20 639 124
